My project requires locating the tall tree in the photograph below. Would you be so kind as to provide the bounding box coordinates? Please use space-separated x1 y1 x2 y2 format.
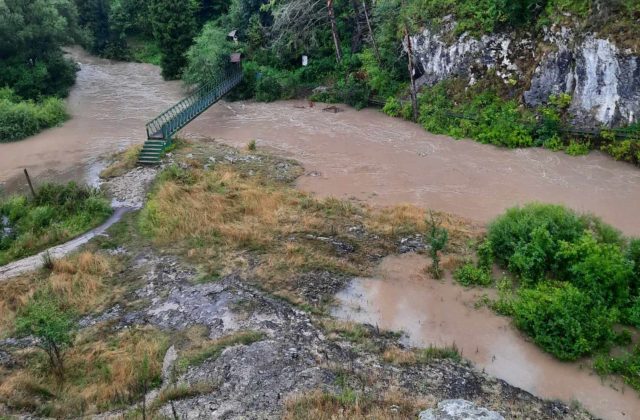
0 0 79 98
327 0 342 62
149 0 198 79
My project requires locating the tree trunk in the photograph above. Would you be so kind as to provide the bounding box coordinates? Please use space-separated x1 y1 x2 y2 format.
327 0 342 63
362 0 382 64
404 26 418 122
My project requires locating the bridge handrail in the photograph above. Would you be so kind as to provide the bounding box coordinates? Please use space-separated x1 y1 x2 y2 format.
145 64 242 139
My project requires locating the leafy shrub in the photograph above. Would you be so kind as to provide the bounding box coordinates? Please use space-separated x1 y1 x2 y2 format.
339 75 370 110
594 346 640 392
487 203 586 284
476 239 494 271
15 295 75 378
556 233 633 307
426 212 448 279
565 140 590 156
543 135 564 151
383 97 402 117
512 282 614 360
454 263 492 286
255 73 283 102
0 92 68 142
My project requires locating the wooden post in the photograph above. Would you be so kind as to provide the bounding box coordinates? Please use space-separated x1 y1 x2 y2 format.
23 169 36 198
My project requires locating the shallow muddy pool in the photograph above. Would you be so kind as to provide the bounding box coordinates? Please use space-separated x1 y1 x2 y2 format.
332 253 640 420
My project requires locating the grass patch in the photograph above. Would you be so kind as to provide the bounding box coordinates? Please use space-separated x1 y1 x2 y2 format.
100 145 142 179
138 147 478 305
0 326 168 417
177 331 265 371
151 382 217 410
453 263 493 287
383 344 461 366
0 251 118 338
284 389 427 420
0 182 112 265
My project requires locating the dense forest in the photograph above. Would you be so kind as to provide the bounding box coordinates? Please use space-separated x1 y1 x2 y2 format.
1 0 639 159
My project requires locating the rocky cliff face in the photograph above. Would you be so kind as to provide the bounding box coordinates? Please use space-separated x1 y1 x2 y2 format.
411 22 640 127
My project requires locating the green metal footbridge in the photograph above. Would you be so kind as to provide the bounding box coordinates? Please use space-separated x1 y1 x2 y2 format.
138 63 243 165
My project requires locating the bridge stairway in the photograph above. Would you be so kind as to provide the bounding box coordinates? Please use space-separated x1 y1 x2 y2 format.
138 64 243 165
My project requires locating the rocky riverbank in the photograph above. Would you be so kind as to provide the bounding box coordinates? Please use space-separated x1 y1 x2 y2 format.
0 139 593 419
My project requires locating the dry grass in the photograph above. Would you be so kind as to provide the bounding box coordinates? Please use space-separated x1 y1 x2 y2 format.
0 326 168 417
0 276 39 336
140 160 479 303
382 344 461 366
176 330 265 371
283 389 429 420
152 381 217 410
0 252 116 337
140 166 370 289
100 145 142 179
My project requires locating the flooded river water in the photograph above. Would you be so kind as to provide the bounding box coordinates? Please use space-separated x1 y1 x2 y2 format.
0 48 184 191
333 253 640 420
1 51 640 418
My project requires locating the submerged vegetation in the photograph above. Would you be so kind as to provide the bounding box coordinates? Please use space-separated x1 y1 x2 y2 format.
0 182 112 265
467 203 640 371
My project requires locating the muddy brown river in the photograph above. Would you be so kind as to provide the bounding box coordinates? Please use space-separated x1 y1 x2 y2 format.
1 51 640 419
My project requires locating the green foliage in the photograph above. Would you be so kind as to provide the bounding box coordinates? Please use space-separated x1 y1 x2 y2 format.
0 0 79 99
183 23 236 86
513 282 614 360
487 203 586 284
565 140 590 156
594 346 640 392
556 233 633 307
454 263 493 286
484 203 640 363
0 92 68 142
382 97 402 117
476 239 494 271
417 85 535 148
255 73 284 103
149 0 198 79
15 295 75 377
0 182 112 265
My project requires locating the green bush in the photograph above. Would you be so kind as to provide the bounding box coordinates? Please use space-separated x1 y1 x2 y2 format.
513 282 614 360
487 203 586 284
255 74 283 102
0 92 68 142
565 140 590 156
454 263 492 286
383 97 402 117
15 295 75 378
594 346 640 392
556 233 633 307
0 182 112 265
